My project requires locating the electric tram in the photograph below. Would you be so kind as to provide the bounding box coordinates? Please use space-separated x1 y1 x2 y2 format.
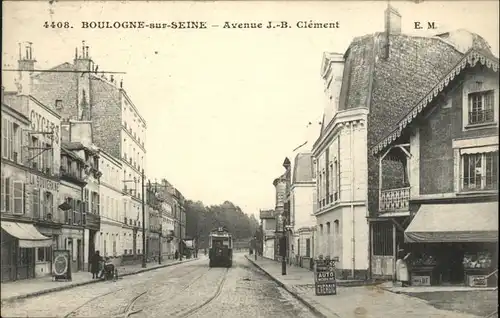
209 226 233 268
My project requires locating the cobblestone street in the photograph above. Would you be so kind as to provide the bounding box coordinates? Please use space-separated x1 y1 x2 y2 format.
246 255 487 318
0 253 317 318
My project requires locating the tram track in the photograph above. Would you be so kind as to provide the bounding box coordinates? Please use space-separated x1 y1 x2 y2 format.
63 263 205 318
175 267 230 318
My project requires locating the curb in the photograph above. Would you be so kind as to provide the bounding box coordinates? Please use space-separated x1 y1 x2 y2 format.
245 255 330 318
1 258 198 304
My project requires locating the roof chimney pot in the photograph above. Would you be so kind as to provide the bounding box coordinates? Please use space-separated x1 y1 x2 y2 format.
385 5 402 35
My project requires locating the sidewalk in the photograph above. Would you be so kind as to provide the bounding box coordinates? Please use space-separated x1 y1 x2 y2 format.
1 258 198 303
246 255 481 318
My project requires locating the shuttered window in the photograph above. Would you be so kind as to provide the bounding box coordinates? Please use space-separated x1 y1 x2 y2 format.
13 181 24 214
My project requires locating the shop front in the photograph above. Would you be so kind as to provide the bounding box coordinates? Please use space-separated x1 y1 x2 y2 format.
404 202 498 287
0 221 53 282
28 172 62 278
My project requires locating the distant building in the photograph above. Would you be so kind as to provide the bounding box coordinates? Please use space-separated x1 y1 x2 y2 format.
289 153 316 268
259 209 276 259
273 173 287 261
97 149 123 259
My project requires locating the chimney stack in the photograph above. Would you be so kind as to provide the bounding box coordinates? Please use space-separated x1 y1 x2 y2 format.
17 42 36 95
384 5 402 35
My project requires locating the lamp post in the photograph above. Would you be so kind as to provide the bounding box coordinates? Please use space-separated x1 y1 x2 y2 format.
254 236 257 261
282 157 291 276
159 223 162 264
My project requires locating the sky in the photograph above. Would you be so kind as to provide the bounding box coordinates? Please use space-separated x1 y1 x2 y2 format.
3 1 499 219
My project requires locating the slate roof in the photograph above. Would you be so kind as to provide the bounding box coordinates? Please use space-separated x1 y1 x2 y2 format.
314 29 494 152
372 48 499 155
292 153 314 184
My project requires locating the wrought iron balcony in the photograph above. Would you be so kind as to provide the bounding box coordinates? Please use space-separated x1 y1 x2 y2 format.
379 187 410 213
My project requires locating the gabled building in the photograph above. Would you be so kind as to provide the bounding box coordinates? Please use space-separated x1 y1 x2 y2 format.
371 48 498 285
289 153 316 268
311 5 494 280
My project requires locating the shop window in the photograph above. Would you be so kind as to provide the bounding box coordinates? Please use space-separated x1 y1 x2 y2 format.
461 151 498 191
373 222 394 256
37 247 50 262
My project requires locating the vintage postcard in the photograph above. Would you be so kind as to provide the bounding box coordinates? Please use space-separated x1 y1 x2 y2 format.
1 1 498 317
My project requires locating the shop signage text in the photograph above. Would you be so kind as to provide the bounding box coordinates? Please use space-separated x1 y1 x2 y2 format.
30 110 60 144
30 174 59 192
468 275 488 287
411 275 431 286
314 259 337 296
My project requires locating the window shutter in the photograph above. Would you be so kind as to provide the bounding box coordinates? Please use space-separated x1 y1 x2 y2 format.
0 176 5 212
2 118 8 158
12 181 24 214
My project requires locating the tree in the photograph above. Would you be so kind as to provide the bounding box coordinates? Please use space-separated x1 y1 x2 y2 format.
184 199 259 248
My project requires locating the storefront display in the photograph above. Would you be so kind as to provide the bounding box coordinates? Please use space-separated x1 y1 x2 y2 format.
463 252 494 287
410 253 437 286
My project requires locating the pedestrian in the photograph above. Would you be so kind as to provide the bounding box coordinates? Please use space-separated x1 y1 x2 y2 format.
396 249 411 287
91 251 102 279
174 250 179 260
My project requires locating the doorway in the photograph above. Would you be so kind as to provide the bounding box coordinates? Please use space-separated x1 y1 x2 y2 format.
17 248 35 280
77 240 82 271
88 231 96 272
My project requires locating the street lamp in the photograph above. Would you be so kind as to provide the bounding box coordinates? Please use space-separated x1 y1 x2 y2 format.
254 236 257 261
282 157 291 276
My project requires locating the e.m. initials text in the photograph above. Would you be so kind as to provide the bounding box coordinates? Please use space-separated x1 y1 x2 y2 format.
414 21 437 29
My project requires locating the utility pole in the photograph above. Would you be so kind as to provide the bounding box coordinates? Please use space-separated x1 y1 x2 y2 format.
141 169 146 268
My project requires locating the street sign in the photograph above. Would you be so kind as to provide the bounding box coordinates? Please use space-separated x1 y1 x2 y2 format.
314 258 337 296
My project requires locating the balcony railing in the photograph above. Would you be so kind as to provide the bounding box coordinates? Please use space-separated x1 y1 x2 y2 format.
379 187 410 213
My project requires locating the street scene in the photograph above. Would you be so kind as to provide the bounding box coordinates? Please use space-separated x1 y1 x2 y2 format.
1 1 499 317
2 254 316 318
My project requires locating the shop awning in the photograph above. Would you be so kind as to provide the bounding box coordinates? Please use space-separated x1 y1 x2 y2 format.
1 221 53 248
405 202 498 243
